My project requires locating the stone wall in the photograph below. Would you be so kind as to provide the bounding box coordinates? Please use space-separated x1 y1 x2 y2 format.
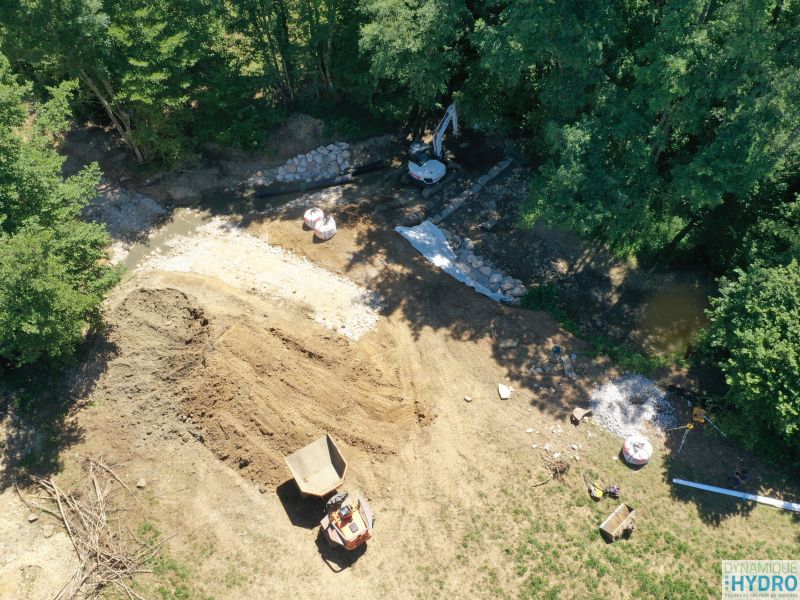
440 227 527 301
275 142 351 183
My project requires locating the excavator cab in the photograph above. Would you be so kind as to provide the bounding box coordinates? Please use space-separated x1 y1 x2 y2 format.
407 140 446 185
408 140 432 165
406 103 458 186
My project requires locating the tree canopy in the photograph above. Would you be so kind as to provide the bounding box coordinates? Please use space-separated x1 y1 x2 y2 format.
0 54 118 365
703 261 800 460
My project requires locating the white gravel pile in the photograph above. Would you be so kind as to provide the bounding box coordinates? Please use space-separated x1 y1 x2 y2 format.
589 375 676 437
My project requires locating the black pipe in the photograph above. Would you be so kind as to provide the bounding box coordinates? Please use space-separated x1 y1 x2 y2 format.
254 160 387 198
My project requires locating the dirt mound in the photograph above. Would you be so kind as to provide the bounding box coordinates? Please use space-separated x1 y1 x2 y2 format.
100 283 419 487
264 114 327 160
182 319 416 485
104 286 210 404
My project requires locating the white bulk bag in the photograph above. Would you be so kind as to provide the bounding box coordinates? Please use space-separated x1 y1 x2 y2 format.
303 207 324 229
314 216 337 241
622 435 653 466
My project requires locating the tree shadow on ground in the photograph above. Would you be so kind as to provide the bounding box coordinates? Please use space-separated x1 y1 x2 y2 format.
660 400 800 526
0 328 116 492
188 175 614 422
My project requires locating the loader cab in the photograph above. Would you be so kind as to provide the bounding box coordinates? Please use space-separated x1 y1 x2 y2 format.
407 140 446 185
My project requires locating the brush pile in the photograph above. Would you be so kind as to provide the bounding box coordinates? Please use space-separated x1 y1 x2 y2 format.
16 458 167 600
542 455 571 481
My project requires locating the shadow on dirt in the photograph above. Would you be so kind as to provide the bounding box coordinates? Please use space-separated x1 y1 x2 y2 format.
315 529 367 572
275 479 326 529
0 329 116 492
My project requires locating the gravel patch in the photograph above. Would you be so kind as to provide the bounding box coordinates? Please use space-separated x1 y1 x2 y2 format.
589 375 676 437
82 181 168 264
136 217 382 340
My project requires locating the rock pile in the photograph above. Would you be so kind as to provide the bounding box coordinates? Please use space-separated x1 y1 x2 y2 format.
276 142 351 183
83 180 167 241
439 227 527 301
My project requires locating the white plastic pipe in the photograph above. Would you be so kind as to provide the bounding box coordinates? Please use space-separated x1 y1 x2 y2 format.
673 478 800 513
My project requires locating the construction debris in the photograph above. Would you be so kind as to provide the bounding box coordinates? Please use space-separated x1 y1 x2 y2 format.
15 458 168 600
561 355 578 380
498 383 512 400
584 473 605 501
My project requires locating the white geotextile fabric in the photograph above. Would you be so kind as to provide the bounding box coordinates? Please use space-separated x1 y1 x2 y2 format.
395 220 511 303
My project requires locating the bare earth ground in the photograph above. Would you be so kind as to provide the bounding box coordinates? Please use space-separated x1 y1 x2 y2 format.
2 136 799 599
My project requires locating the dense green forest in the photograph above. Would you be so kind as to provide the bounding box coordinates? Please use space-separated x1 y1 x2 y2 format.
0 0 798 461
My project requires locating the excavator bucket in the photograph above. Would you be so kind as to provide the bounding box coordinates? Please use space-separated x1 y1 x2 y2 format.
284 434 347 497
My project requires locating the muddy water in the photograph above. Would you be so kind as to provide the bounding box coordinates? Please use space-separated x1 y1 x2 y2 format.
121 208 210 270
639 283 709 355
119 188 310 271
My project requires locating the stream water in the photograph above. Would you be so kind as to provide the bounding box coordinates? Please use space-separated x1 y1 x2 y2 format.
639 283 710 356
118 185 294 271
120 208 211 271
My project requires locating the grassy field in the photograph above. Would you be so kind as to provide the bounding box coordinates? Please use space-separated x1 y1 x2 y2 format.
445 424 800 600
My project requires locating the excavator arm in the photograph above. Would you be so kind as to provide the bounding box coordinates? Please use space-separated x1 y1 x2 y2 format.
432 103 459 159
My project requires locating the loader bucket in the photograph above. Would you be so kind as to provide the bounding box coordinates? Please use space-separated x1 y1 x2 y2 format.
284 434 347 497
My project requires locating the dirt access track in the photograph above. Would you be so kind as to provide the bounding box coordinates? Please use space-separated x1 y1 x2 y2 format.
3 152 799 599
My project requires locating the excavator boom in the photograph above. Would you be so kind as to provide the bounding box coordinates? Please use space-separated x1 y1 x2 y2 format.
432 103 459 158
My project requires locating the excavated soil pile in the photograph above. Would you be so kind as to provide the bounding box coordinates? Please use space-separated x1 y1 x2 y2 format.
99 283 419 487
94 286 210 417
